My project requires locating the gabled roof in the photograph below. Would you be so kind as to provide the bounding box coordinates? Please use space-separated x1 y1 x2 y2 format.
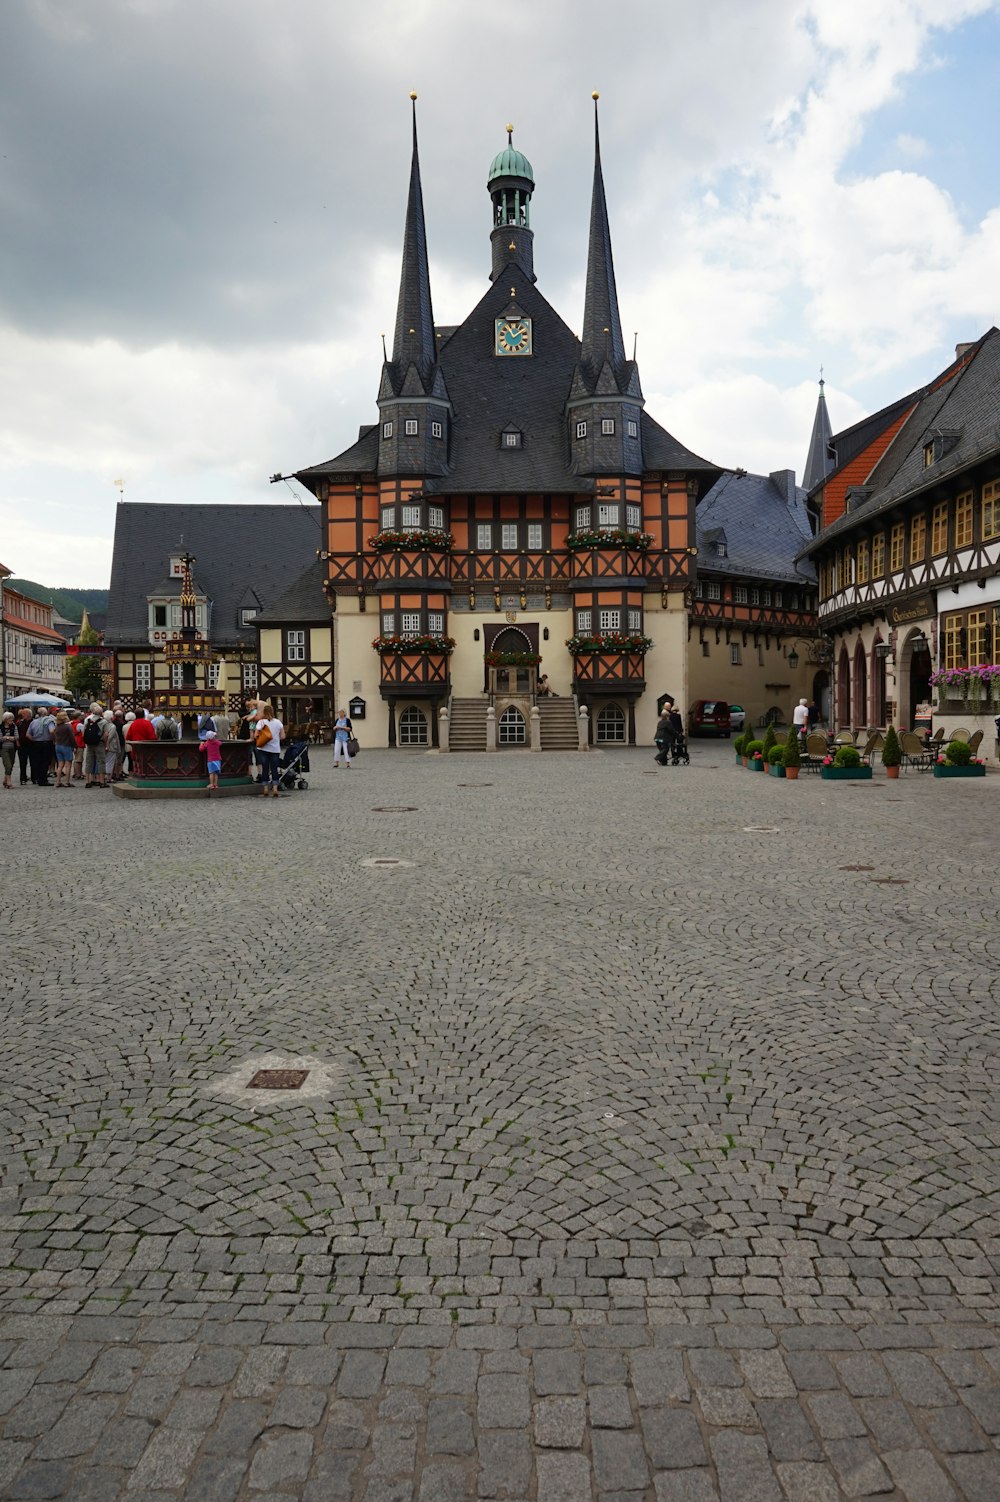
697 470 817 584
254 559 329 625
105 504 321 646
805 328 1000 550
297 424 378 481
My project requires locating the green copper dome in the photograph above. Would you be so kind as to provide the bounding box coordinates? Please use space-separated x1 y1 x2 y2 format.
488 143 534 187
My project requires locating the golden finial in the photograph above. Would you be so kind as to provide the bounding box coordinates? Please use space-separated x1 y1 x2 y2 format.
592 90 600 100
409 91 418 101
506 122 514 143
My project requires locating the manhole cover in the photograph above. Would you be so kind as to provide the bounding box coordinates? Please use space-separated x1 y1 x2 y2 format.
248 1069 309 1090
360 857 414 868
457 783 493 787
743 826 779 833
371 806 418 812
840 864 875 871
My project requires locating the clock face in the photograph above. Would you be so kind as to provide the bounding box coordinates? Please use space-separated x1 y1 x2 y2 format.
495 317 532 356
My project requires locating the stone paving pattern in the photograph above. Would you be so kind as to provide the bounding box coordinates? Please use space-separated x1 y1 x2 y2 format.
2 747 999 1499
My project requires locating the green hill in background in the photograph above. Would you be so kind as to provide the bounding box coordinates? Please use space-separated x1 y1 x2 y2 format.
6 580 109 623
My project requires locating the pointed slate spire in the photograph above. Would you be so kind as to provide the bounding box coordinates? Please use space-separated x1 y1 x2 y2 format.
391 94 436 384
803 372 834 491
580 93 627 381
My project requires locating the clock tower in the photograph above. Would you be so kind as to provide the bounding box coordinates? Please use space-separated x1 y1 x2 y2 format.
487 127 536 285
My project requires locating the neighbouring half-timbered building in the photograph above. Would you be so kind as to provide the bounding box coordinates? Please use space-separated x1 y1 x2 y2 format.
803 330 1000 752
291 101 725 749
254 560 334 725
104 503 322 713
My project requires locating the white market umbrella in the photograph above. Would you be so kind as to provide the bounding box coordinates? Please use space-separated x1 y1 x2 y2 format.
4 692 71 708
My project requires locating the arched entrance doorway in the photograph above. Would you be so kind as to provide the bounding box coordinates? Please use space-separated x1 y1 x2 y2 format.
484 625 539 696
498 705 527 745
899 629 932 730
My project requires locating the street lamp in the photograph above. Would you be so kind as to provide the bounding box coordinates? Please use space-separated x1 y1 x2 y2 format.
787 647 799 670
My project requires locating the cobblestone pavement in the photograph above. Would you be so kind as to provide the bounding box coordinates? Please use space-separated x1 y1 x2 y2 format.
2 746 999 1500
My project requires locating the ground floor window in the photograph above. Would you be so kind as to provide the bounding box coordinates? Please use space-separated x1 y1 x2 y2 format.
134 662 151 692
498 706 526 745
399 705 428 745
595 702 626 742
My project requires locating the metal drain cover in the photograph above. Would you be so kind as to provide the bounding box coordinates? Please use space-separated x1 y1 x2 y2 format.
371 806 418 812
248 1069 309 1090
360 857 414 869
457 783 493 787
743 826 779 833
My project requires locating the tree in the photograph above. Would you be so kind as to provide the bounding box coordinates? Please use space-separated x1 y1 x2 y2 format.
63 611 105 703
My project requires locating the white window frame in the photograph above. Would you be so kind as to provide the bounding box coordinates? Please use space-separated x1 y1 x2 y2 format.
431 420 443 439
240 606 258 626
627 419 638 438
599 608 621 632
502 431 521 448
576 610 592 634
242 662 258 691
404 418 418 436
575 506 590 531
401 612 421 634
476 523 492 550
527 523 542 549
427 612 444 634
381 613 395 635
427 505 444 532
706 581 721 601
401 504 421 528
501 523 518 550
207 662 220 688
382 421 393 439
576 420 587 440
134 662 152 692
626 504 641 530
170 663 184 689
734 585 748 605
601 418 615 435
597 503 619 531
627 608 641 632
730 643 741 665
381 507 394 530
286 629 306 662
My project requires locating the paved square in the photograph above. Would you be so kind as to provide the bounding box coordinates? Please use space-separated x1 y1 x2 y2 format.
2 745 999 1499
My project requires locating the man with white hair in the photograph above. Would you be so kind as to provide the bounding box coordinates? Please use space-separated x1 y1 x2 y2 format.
792 698 810 742
81 703 107 787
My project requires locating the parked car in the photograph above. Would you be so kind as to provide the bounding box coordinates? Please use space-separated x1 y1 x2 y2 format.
729 704 747 732
688 700 732 737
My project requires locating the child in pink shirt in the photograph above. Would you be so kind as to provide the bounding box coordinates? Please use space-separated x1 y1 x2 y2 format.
200 733 222 791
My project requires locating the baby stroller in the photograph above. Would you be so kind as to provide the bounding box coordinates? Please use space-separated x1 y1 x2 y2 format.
654 718 690 767
279 739 310 791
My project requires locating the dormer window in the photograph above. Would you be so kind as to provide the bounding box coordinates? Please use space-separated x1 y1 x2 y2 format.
501 430 522 449
240 607 258 626
714 540 727 558
153 605 167 627
169 557 184 578
923 429 961 466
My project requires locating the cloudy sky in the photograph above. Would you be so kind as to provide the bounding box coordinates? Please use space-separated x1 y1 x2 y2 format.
2 0 999 586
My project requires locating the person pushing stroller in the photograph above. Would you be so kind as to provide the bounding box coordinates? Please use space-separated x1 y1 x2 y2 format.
654 704 688 766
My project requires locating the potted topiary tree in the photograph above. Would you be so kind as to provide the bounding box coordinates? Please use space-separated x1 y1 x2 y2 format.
766 744 786 778
745 738 765 771
881 724 902 779
733 732 746 766
761 723 777 765
782 725 801 780
933 738 986 778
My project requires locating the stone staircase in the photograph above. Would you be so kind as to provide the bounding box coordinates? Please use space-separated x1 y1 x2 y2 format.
538 698 579 751
448 698 489 752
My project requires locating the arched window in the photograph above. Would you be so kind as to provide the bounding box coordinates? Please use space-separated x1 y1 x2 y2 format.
852 644 867 727
596 702 626 743
837 647 851 728
398 706 428 746
498 706 527 745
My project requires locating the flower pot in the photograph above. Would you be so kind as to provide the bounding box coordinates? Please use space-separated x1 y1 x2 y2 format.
767 763 785 777
784 766 799 780
741 756 749 768
885 765 900 779
932 763 986 778
820 766 873 781
751 759 765 772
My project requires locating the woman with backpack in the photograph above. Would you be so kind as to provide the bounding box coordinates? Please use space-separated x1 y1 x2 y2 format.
82 704 107 787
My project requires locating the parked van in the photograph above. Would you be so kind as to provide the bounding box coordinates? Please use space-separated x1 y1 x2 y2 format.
688 700 732 737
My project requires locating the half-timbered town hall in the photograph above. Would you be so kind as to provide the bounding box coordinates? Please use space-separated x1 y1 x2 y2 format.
293 100 731 750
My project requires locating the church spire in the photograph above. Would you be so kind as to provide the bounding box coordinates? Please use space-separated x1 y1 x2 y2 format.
390 94 436 382
580 93 626 380
803 372 834 491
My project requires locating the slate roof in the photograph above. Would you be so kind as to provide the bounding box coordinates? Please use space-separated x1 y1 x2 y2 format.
254 559 329 625
105 504 321 646
298 271 717 494
696 470 817 584
802 380 834 491
804 328 1000 550
580 106 627 382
